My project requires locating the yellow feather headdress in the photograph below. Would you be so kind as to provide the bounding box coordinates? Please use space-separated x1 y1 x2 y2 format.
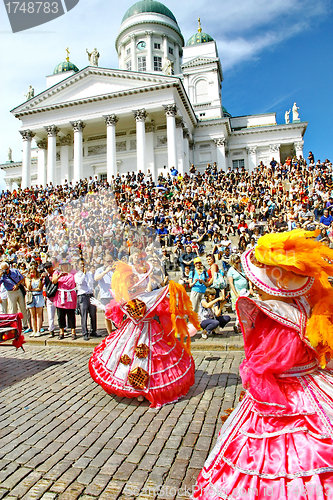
254 229 333 367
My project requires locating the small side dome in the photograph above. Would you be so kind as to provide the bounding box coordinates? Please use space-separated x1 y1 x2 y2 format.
223 107 232 118
186 18 214 46
53 61 79 75
53 49 79 75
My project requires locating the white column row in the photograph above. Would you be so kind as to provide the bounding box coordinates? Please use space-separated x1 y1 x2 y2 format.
21 104 187 188
22 122 86 188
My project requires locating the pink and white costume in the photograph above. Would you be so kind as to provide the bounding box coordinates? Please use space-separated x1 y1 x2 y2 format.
89 286 195 408
194 297 333 499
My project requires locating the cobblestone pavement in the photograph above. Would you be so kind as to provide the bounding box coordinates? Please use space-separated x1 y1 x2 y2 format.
0 345 244 499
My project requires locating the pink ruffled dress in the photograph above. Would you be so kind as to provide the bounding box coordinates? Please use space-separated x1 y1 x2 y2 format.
194 297 333 499
89 286 195 408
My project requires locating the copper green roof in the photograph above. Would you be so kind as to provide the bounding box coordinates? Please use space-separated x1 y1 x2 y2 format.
186 32 214 46
53 61 79 75
223 107 231 118
122 0 178 24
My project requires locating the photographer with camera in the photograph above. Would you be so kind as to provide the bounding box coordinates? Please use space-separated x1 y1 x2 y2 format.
0 261 29 331
198 288 231 340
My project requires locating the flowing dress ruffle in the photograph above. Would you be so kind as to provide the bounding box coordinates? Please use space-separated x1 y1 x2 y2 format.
89 287 195 408
194 297 333 499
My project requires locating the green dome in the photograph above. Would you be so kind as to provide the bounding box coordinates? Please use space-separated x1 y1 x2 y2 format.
53 61 79 75
122 0 178 24
223 107 232 118
186 31 214 46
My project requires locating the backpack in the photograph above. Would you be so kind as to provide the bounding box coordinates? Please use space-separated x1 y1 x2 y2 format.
212 269 226 290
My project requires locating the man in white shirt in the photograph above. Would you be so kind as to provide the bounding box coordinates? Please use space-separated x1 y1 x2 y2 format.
94 256 113 335
75 260 99 341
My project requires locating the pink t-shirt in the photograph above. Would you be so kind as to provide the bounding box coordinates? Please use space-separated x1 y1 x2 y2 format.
53 272 77 309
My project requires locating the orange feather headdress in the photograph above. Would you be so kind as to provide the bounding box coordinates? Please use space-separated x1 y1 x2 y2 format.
251 229 333 367
111 261 135 304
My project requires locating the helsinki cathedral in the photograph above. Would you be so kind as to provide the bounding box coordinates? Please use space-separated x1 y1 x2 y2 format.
1 0 307 189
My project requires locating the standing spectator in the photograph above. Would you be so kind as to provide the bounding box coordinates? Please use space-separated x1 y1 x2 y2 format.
227 255 252 332
0 283 8 313
94 255 113 334
43 261 57 337
206 254 226 299
75 259 99 341
178 264 191 291
25 265 44 337
52 259 77 340
189 257 209 313
0 261 29 330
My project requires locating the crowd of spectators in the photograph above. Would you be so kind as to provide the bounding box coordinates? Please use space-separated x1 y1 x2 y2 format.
0 151 332 339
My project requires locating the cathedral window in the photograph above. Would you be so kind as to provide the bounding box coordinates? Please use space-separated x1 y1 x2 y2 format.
154 56 162 71
138 56 146 72
126 48 131 56
232 159 245 169
196 79 209 104
169 47 174 55
154 43 161 49
126 60 132 71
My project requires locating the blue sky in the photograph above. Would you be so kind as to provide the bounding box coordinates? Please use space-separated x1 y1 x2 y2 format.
0 0 332 188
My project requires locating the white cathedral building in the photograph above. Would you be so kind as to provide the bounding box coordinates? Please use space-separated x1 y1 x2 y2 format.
2 0 307 189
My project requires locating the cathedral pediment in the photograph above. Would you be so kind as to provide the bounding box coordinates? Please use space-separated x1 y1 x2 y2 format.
11 67 175 116
181 56 219 69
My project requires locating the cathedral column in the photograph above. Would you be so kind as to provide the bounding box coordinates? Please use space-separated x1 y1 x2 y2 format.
70 120 85 184
176 117 184 176
36 139 47 187
214 138 227 172
133 109 147 175
60 134 72 184
104 114 118 183
269 144 281 164
145 31 153 72
247 146 257 173
145 122 155 181
45 125 59 186
294 140 304 160
163 104 178 170
130 35 137 71
183 128 190 173
20 129 35 189
5 179 13 191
